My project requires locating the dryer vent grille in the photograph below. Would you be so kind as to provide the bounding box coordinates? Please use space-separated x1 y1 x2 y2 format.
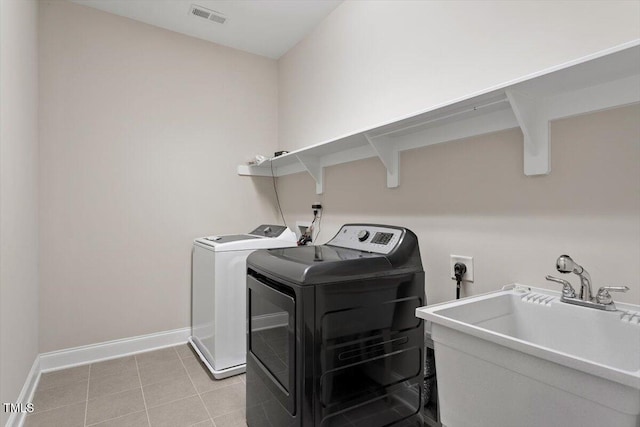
190 5 226 24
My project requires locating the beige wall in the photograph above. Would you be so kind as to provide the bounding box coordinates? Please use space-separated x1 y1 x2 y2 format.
27 0 640 359
0 0 40 423
279 0 640 151
38 1 279 352
277 106 640 305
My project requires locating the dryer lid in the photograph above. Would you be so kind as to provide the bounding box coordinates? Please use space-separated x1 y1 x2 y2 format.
247 245 393 285
246 223 423 285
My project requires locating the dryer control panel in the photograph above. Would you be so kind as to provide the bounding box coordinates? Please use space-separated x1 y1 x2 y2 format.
327 224 404 254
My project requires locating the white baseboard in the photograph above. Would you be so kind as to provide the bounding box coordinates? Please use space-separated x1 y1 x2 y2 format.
39 327 190 372
6 356 40 427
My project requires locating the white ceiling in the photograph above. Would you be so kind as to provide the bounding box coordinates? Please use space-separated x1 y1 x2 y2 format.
70 0 343 59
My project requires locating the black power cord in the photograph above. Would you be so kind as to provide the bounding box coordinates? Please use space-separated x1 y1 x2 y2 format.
454 262 467 300
297 210 316 246
297 204 323 246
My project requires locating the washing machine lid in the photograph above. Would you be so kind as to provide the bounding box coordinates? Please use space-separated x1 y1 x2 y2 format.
199 234 259 244
194 225 297 251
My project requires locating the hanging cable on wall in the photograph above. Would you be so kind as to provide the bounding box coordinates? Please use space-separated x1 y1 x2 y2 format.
270 159 287 228
314 203 323 242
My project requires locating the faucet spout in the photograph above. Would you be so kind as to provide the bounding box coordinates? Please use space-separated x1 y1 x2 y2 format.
556 255 593 301
576 268 592 301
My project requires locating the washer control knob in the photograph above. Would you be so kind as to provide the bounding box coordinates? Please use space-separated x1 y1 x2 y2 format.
357 230 370 242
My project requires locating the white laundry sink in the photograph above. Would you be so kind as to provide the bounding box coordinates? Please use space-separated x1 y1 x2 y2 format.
416 285 640 427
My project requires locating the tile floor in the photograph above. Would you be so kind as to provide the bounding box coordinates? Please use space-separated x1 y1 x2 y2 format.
25 345 246 427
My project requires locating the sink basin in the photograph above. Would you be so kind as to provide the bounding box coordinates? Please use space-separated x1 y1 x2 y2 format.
416 285 640 427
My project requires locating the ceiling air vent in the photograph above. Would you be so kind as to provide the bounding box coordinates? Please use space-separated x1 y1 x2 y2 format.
190 5 226 24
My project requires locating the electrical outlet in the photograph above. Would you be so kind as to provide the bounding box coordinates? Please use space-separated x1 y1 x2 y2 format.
450 255 474 282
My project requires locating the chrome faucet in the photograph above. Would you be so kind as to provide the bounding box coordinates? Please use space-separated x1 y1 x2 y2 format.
546 255 629 311
555 255 593 301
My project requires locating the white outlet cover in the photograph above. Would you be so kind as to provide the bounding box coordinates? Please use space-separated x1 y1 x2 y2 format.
450 255 474 282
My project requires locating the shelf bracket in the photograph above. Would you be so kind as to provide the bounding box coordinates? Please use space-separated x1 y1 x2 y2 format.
506 89 550 176
365 134 400 188
295 153 324 194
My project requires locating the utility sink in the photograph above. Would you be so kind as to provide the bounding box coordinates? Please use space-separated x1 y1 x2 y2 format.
416 285 640 427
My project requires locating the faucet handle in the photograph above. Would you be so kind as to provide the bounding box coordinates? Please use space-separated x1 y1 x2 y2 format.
545 275 577 298
596 286 629 305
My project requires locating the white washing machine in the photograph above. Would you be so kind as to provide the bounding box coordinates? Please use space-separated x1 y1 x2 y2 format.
189 224 297 379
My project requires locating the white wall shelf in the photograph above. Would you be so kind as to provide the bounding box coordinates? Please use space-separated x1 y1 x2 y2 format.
238 42 640 194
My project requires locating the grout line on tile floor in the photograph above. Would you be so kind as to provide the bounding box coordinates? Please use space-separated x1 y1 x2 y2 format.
83 364 91 427
199 379 245 422
85 410 147 427
177 346 216 425
134 354 152 427
83 389 147 426
142 379 200 411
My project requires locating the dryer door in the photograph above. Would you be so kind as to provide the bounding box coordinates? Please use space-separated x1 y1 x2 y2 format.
247 274 296 414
